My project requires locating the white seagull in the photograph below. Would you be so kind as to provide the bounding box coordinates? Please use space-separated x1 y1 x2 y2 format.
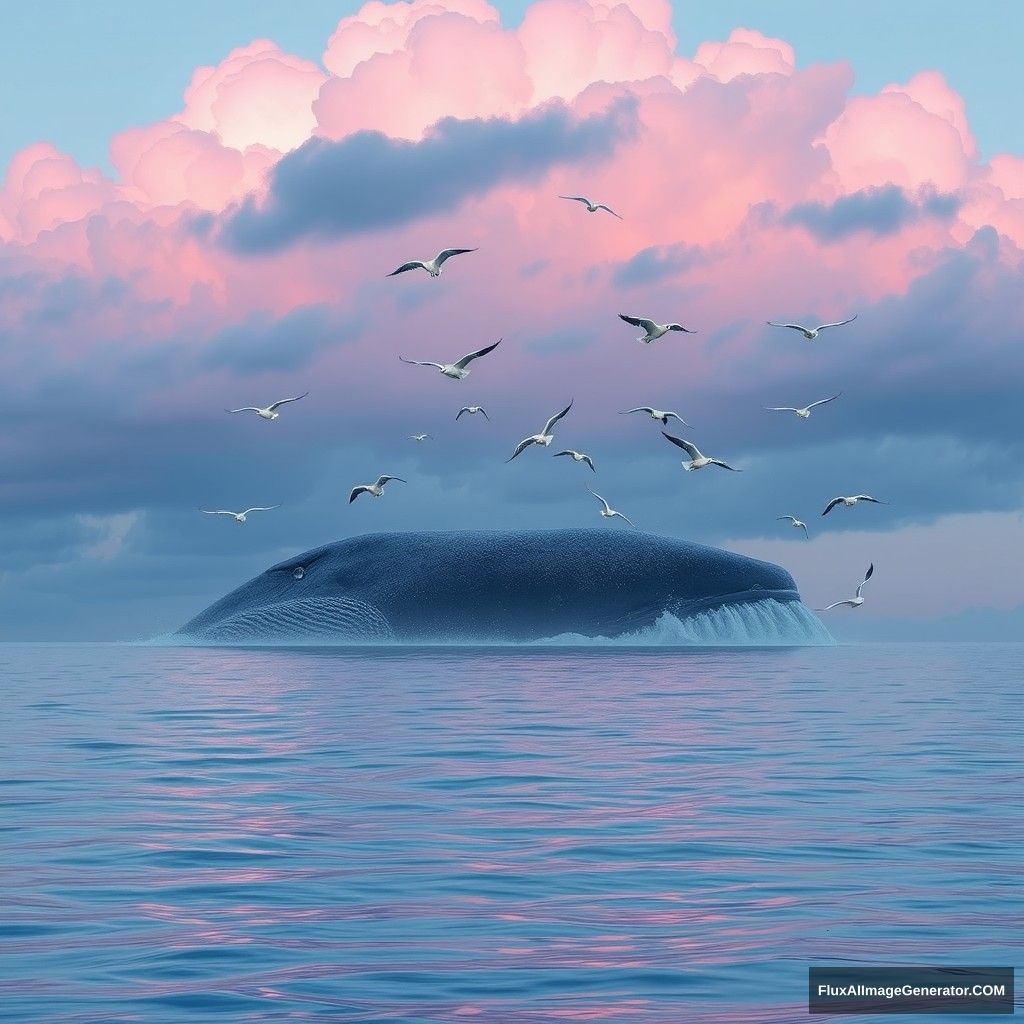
507 402 573 462
822 494 886 517
399 339 501 380
662 433 741 472
456 405 490 421
620 406 690 427
225 392 309 420
765 393 842 419
589 490 635 527
819 563 874 610
554 449 596 472
387 247 476 278
201 506 279 523
619 313 697 344
408 433 432 442
559 195 622 219
777 515 809 539
349 476 406 503
766 315 857 340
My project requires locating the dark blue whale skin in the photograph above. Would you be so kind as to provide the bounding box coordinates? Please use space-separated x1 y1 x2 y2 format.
177 529 804 643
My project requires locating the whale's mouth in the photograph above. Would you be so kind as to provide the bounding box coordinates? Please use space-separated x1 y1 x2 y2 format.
186 597 395 644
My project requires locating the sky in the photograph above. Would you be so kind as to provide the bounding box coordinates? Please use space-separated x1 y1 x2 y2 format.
1 0 1022 641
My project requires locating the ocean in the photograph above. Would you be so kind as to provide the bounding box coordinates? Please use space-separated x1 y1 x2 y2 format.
2 642 1021 1022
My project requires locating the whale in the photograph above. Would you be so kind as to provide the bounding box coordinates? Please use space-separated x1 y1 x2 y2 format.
176 529 831 645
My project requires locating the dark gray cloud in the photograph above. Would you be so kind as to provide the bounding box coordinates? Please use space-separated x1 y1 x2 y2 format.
612 243 706 288
222 100 636 252
783 185 960 242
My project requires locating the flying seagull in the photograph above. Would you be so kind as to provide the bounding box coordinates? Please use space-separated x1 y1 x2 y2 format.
349 476 406 503
408 433 432 442
589 489 635 527
399 339 501 380
819 563 874 610
456 405 490 421
620 407 690 426
225 392 309 420
822 494 886 516
201 506 279 523
559 195 622 219
765 393 842 419
387 248 476 278
661 433 740 472
554 449 596 472
766 315 857 340
507 402 573 462
777 515 809 539
619 314 697 344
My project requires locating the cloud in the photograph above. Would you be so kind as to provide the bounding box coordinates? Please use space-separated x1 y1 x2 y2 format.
222 100 636 252
612 243 706 287
783 185 960 242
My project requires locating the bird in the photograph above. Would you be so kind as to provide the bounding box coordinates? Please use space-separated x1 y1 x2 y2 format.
201 506 280 523
349 476 406 503
456 405 490 421
620 406 690 426
408 433 431 442
225 393 309 420
559 195 622 219
554 449 596 472
765 393 842 419
387 248 476 278
822 495 886 516
819 563 874 610
399 339 501 380
777 515 809 539
589 489 635 527
661 433 741 472
766 315 857 340
618 314 697 344
507 402 573 462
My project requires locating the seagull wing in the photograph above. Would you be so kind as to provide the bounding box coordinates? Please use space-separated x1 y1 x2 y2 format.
664 412 690 425
399 356 445 370
349 486 370 503
241 506 280 515
666 324 697 333
620 407 654 415
661 433 701 460
559 195 590 205
226 407 261 414
822 497 844 516
540 401 573 436
434 247 476 266
553 450 573 458
452 338 501 370
800 523 809 539
711 460 740 471
855 562 875 599
777 516 797 523
854 495 884 504
456 407 470 420
595 204 623 219
506 436 538 463
767 322 809 332
808 392 842 409
375 476 406 487
267 392 310 411
589 489 613 514
816 315 858 331
201 509 233 515
612 510 636 527
765 406 799 413
820 599 856 610
388 261 426 277
618 313 656 331
582 454 596 472
479 407 490 420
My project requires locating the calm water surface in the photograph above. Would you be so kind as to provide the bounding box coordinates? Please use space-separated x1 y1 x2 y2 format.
1 643 1021 1022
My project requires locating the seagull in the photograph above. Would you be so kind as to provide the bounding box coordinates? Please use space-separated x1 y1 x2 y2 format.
619 314 697 344
399 339 501 380
589 490 635 527
661 433 740 471
408 433 432 442
766 315 857 340
819 563 874 610
765 393 842 419
554 449 596 472
225 393 309 420
387 248 476 278
201 506 279 523
507 402 573 462
456 405 490 421
777 515 809 539
559 195 622 219
620 407 690 426
822 495 886 516
349 476 406 503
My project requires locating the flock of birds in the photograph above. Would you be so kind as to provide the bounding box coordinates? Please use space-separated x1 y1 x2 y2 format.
204 195 881 614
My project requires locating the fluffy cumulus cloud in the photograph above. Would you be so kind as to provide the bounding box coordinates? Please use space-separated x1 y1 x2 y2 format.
0 0 1022 639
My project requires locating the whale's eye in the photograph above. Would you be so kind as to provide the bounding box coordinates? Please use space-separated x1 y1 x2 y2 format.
292 566 305 580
